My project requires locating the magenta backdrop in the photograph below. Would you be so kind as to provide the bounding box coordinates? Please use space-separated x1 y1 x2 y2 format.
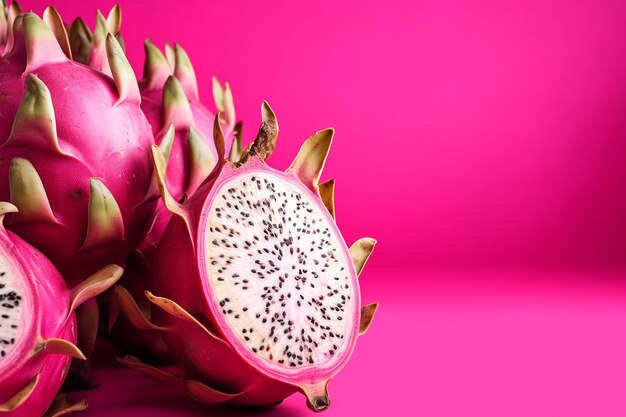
19 0 626 416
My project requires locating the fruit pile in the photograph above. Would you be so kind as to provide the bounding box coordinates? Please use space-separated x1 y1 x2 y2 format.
0 3 378 415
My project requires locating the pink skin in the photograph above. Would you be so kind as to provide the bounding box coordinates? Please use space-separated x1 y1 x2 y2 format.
151 154 360 409
0 14 156 284
0 220 75 417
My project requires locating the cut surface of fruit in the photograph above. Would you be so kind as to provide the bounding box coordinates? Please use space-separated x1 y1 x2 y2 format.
203 170 356 372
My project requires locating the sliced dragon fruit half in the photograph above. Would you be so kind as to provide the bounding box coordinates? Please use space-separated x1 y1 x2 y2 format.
116 106 378 411
0 202 122 417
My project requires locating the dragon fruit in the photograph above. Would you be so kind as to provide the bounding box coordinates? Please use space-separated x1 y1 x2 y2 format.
116 108 378 411
0 202 122 417
0 12 156 285
106 40 240 362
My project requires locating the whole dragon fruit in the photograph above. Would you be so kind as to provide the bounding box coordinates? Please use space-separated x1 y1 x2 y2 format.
0 12 156 285
0 202 123 417
116 108 378 411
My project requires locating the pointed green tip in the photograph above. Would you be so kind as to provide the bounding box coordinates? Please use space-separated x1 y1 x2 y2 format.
106 32 140 104
318 179 336 219
22 11 67 69
93 9 108 43
9 158 58 224
7 75 63 154
212 114 225 160
82 178 124 249
359 303 379 335
162 75 193 128
222 82 236 130
106 4 122 35
68 17 91 64
287 128 334 190
187 125 216 193
25 72 46 95
212 76 225 112
42 5 72 60
261 101 277 131
143 38 171 89
349 237 377 277
173 43 198 100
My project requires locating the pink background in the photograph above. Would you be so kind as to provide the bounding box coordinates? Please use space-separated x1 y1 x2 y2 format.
21 0 626 415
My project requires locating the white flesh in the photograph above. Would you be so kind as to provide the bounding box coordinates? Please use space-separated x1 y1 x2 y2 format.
205 172 355 369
